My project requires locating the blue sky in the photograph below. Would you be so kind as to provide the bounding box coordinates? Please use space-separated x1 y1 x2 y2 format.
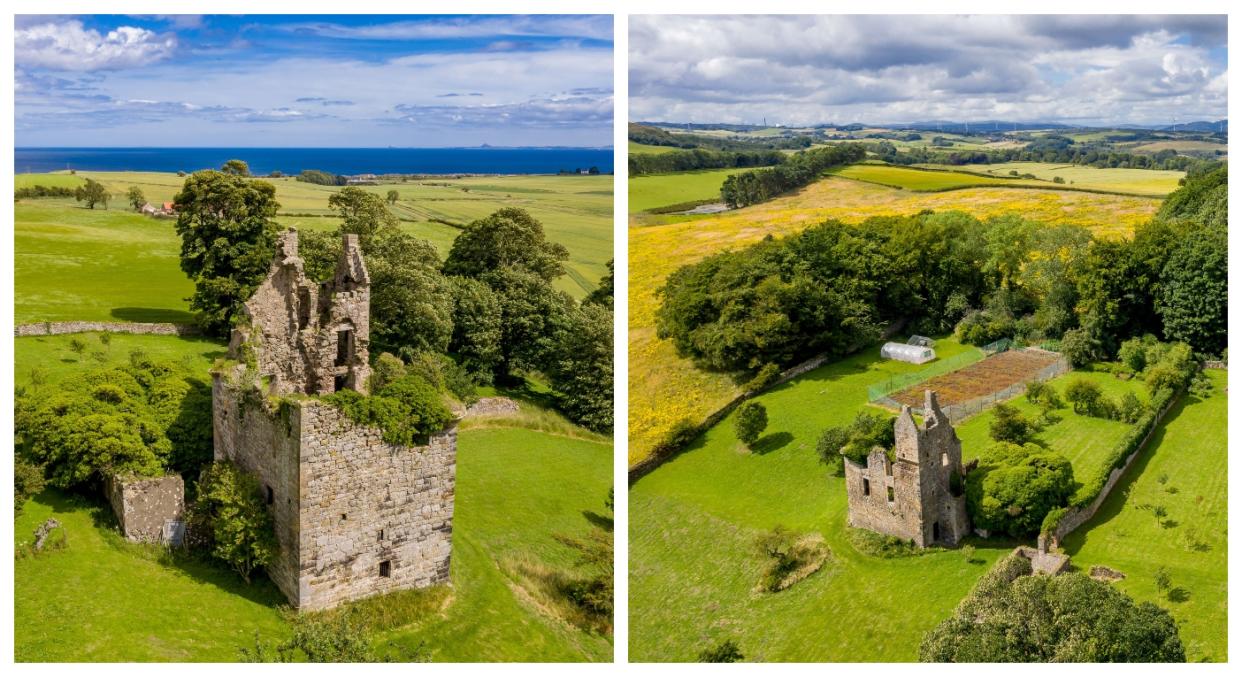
15 15 614 147
631 15 1227 127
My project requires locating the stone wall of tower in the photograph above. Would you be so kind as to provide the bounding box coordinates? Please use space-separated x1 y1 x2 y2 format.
843 390 970 547
295 403 455 611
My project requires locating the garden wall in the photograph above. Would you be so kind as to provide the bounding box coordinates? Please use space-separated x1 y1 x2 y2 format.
1039 385 1184 551
14 321 200 337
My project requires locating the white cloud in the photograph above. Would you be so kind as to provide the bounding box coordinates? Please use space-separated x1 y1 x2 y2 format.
16 19 176 71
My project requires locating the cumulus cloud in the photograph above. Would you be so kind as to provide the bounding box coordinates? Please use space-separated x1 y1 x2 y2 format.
285 15 612 42
630 15 1226 126
15 19 177 71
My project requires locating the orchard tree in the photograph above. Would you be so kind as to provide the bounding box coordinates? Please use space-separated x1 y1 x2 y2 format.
174 170 281 337
734 401 768 447
1064 378 1103 415
127 186 146 211
988 402 1035 445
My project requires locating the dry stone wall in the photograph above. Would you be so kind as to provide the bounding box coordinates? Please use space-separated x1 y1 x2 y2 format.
14 321 200 337
104 473 185 544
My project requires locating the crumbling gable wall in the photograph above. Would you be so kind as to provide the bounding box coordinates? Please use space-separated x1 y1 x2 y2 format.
228 229 371 397
104 473 185 544
844 390 970 547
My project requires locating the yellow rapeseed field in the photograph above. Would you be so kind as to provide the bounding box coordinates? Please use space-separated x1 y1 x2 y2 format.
628 176 1163 464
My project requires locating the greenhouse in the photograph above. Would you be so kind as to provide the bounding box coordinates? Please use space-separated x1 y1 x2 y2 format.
881 342 936 364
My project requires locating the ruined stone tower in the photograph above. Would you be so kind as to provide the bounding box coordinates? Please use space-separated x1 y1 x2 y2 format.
212 229 455 611
843 390 970 547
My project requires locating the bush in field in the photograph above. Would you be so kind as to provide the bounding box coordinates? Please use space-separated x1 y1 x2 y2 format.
698 640 744 663
1064 378 1103 415
1117 391 1148 424
733 402 768 447
14 451 45 516
988 402 1037 445
743 363 782 393
965 441 1074 537
1057 328 1096 368
190 461 277 583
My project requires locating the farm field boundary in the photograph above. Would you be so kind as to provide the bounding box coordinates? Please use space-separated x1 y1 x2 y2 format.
15 321 201 338
832 164 1173 198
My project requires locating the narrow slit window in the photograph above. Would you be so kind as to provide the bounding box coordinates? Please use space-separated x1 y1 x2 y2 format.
379 560 391 577
378 529 385 542
862 478 870 496
887 486 895 503
265 485 274 505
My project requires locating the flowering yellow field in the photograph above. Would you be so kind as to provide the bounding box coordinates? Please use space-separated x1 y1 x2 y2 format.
628 176 1162 464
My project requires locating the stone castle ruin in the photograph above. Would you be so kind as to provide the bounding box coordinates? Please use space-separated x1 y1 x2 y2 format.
844 390 970 547
211 229 456 611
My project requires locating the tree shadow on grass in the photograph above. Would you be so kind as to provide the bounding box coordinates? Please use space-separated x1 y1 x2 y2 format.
582 510 614 532
110 307 197 324
750 431 793 456
1167 587 1192 603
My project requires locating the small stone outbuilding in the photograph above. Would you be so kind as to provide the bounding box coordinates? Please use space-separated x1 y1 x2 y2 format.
104 473 186 545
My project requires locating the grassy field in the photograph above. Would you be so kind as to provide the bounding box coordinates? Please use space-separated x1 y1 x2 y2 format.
629 168 746 212
628 175 1165 462
831 164 1046 191
629 345 1020 662
15 171 611 304
1063 369 1227 662
628 141 680 155
955 369 1150 484
14 332 613 662
942 162 1186 197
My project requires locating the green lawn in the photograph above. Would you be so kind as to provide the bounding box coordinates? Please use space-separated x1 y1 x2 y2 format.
955 369 1150 484
629 168 745 213
14 334 613 662
1063 369 1227 662
15 171 611 304
629 339 1020 662
629 141 680 155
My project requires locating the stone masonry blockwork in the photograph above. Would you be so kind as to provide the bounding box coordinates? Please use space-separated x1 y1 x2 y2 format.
843 390 970 547
212 230 456 611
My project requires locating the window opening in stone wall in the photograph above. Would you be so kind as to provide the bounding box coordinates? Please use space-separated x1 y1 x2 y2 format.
941 451 949 467
378 529 385 542
298 288 312 329
341 513 347 521
334 374 346 392
862 478 870 496
932 521 941 542
266 485 274 505
887 486 895 503
379 560 391 577
336 329 352 366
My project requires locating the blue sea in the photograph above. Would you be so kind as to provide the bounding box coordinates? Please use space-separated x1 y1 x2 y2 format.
14 147 614 176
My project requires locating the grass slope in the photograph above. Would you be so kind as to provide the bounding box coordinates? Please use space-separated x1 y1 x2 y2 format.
629 169 743 212
628 175 1163 461
936 162 1185 197
629 345 1016 662
14 334 613 662
831 164 1045 191
1063 369 1227 662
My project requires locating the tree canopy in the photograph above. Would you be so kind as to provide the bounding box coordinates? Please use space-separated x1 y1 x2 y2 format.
965 441 1074 537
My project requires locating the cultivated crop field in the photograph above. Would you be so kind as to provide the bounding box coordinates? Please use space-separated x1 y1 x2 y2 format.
628 141 680 155
1063 369 1227 663
943 162 1186 197
629 346 1017 662
628 175 1165 462
13 333 613 662
16 171 612 302
889 349 1062 409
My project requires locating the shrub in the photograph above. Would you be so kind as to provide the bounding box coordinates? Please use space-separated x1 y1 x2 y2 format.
1117 391 1147 424
369 352 408 391
988 402 1036 444
190 461 277 583
754 526 830 592
14 451 46 516
1057 328 1096 367
743 363 782 392
1118 336 1149 373
965 442 1075 537
816 427 849 474
1064 378 1103 415
323 375 454 446
653 418 701 456
733 401 768 447
698 640 744 663
829 411 897 465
